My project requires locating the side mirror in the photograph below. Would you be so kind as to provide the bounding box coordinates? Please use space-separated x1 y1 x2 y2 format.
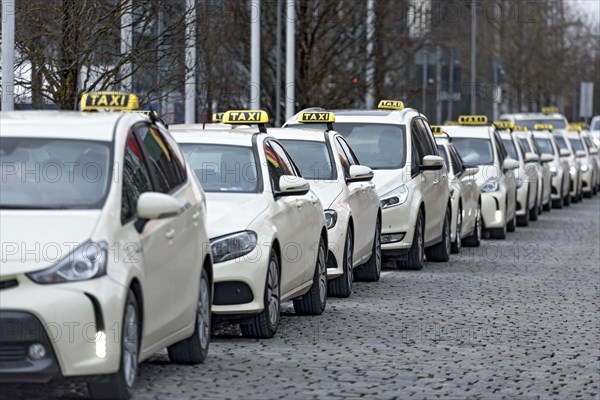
502 158 520 170
540 153 554 163
277 175 310 197
420 155 444 171
462 166 479 177
137 192 181 220
575 150 586 158
559 148 571 157
589 147 598 155
347 165 374 183
525 152 539 163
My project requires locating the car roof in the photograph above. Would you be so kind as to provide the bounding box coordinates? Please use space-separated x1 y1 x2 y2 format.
285 107 422 126
442 125 493 139
500 112 566 120
531 130 553 138
170 126 262 147
0 111 144 141
269 127 328 142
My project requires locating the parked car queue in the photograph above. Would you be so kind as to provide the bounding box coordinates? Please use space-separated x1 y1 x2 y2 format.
1 93 598 399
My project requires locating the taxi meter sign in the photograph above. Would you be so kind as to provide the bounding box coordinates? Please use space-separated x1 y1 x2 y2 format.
81 91 139 111
298 112 335 123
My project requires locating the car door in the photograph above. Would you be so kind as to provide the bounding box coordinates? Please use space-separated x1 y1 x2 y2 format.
493 131 516 216
449 145 476 233
334 135 375 259
134 124 199 343
263 139 310 293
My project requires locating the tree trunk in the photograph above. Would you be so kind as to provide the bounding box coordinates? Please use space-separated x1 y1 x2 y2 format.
57 0 80 110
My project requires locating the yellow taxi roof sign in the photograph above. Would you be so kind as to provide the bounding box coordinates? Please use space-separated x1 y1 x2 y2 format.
378 100 404 110
212 112 224 123
298 111 335 124
223 110 269 124
81 91 139 111
541 106 559 114
513 125 528 132
533 124 553 131
566 124 582 132
493 121 515 130
458 115 488 126
431 125 444 135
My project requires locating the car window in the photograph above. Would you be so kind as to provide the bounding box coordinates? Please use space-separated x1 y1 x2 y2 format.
334 123 406 169
449 145 464 172
569 138 584 152
416 119 437 155
336 136 361 165
436 145 450 171
535 138 555 155
452 138 494 165
493 132 507 161
135 125 184 193
519 138 532 153
334 139 352 178
502 139 518 160
553 135 568 150
264 140 296 191
122 132 153 222
411 121 427 174
181 144 259 193
158 126 187 183
582 136 594 149
279 139 335 180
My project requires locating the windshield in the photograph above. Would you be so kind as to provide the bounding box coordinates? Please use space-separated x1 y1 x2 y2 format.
553 135 568 150
569 138 584 152
535 138 555 155
279 140 335 180
451 138 494 165
583 136 594 149
591 119 600 131
181 144 258 193
332 123 406 169
0 138 111 209
516 118 567 130
502 139 519 160
519 138 532 153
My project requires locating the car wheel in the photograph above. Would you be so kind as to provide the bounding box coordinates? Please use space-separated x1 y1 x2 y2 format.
397 210 424 270
462 203 482 247
425 207 451 262
293 236 327 315
354 219 382 282
543 199 552 211
552 187 564 209
451 206 462 254
328 228 353 297
240 250 280 338
506 203 516 232
530 192 539 221
517 190 530 227
564 189 571 206
168 267 211 363
88 290 140 400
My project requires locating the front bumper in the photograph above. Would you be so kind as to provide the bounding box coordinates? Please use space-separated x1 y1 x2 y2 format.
326 222 347 280
211 247 267 315
581 169 593 193
481 191 506 229
380 203 416 255
0 276 126 379
515 183 529 216
551 172 563 199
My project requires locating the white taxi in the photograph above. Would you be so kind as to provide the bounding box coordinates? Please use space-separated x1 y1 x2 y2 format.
552 128 584 203
172 110 328 339
495 121 540 226
579 126 600 194
531 125 571 209
565 125 596 199
512 126 554 212
285 101 451 270
443 116 519 239
499 107 569 131
271 112 381 298
0 92 212 399
432 126 482 251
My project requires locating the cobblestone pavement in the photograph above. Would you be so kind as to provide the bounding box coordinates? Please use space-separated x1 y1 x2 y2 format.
2 198 599 399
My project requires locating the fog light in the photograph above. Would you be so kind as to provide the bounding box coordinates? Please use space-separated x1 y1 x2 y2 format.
495 210 502 223
381 233 405 244
96 331 107 359
28 343 46 360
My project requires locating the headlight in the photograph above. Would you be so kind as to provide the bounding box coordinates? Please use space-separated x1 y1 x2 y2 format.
27 241 108 284
569 166 577 175
549 165 557 176
210 231 257 263
480 179 499 193
581 164 589 172
380 185 409 209
515 178 524 189
324 210 337 229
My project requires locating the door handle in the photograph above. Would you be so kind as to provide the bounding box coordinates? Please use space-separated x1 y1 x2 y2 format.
296 200 303 209
433 179 439 185
192 211 200 220
165 228 176 240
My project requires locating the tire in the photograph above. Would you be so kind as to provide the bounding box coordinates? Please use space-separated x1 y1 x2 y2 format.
564 189 571 206
240 250 280 338
168 267 211 363
552 187 564 209
354 219 382 282
451 206 462 254
489 209 507 239
88 290 140 400
584 189 592 199
530 199 539 221
328 228 353 297
293 236 327 315
425 207 451 262
506 204 516 232
462 203 482 247
397 210 425 270
543 199 552 211
517 191 530 227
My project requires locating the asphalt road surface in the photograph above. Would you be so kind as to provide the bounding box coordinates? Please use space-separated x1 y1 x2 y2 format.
2 197 599 399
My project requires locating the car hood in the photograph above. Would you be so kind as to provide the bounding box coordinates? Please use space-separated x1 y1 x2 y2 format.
307 181 343 209
205 193 269 239
0 210 101 276
372 168 411 196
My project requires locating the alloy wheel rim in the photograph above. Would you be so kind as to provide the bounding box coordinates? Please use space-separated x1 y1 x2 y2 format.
198 277 210 349
267 258 280 327
476 206 482 240
417 217 424 263
122 304 139 388
456 209 462 251
318 243 327 304
345 230 353 290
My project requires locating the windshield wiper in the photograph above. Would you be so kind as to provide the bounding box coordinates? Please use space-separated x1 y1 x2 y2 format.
0 204 71 210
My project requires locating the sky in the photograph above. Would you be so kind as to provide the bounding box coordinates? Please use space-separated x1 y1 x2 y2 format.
568 0 600 28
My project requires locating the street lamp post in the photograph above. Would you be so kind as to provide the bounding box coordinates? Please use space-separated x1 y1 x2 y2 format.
1 0 15 111
285 0 295 120
470 0 477 115
250 0 260 110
